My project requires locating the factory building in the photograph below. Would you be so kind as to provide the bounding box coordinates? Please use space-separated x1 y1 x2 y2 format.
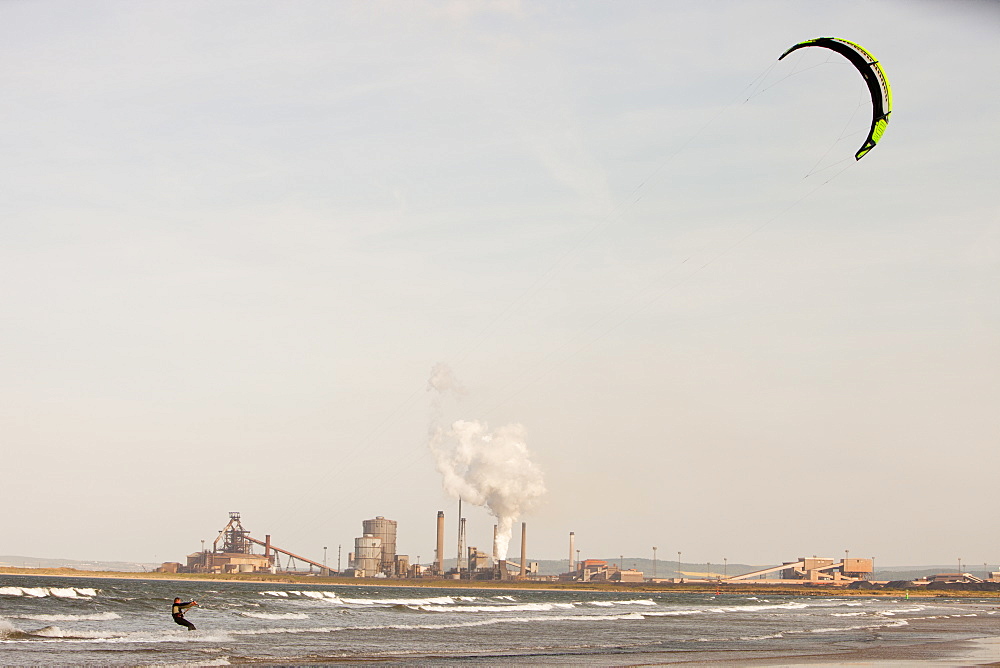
353 534 382 577
158 512 327 575
725 556 874 584
362 516 398 575
349 517 399 577
557 558 643 583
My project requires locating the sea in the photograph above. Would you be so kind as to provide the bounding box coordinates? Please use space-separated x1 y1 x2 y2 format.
1 573 998 666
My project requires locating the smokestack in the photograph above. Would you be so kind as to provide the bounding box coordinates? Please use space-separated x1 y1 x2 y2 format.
265 534 271 559
569 532 575 572
435 511 445 575
459 517 467 573
457 499 466 573
520 522 527 578
493 524 498 562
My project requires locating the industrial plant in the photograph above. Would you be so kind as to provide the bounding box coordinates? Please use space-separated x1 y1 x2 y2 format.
157 513 329 575
158 510 989 589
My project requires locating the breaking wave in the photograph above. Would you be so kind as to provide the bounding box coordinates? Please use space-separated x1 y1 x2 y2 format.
8 612 121 622
260 591 477 606
0 586 98 598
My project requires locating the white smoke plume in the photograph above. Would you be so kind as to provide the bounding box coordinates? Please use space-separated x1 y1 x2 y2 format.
427 364 546 561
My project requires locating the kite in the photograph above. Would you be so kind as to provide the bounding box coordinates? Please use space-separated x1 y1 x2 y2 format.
779 37 892 160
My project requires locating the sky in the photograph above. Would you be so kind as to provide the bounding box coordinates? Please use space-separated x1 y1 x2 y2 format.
1 0 997 569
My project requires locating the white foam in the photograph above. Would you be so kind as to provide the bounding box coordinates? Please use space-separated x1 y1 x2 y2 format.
49 588 84 598
643 609 705 617
0 619 21 638
339 595 461 606
0 586 97 598
228 611 647 636
411 602 576 613
259 590 468 606
238 612 308 620
14 612 121 622
29 625 116 639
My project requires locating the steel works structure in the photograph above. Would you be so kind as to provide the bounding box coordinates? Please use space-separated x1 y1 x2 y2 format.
158 512 328 575
724 557 874 584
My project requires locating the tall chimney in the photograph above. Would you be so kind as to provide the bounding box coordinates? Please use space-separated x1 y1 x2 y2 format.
457 499 465 573
520 522 527 577
435 511 445 575
492 524 498 562
459 517 467 573
569 532 576 572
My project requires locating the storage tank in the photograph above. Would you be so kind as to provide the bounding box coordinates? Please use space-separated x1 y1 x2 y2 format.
362 516 397 575
354 534 382 577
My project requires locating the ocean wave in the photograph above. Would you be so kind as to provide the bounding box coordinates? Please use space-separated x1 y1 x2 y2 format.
27 625 121 639
239 612 309 620
877 606 926 616
708 602 809 614
8 612 121 622
228 611 647 636
146 659 232 667
409 602 577 613
642 609 705 617
0 586 97 599
0 619 22 639
259 591 470 606
7 627 235 644
339 595 462 606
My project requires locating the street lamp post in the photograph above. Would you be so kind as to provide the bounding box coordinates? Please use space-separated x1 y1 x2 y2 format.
323 546 328 576
677 552 682 582
724 557 728 579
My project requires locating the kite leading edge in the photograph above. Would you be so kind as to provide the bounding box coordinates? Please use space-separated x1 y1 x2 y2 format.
779 37 892 160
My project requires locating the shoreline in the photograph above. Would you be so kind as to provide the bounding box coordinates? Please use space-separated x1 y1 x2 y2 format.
3 566 999 598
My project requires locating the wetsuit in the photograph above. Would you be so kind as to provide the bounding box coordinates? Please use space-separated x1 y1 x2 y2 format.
171 600 197 630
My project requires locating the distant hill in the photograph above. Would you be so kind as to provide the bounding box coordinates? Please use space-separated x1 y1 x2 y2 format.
0 555 158 573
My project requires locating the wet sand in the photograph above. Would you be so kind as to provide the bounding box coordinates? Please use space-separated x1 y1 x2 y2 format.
607 613 1000 666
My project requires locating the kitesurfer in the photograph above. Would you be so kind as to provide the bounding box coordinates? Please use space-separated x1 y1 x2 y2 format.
171 597 198 630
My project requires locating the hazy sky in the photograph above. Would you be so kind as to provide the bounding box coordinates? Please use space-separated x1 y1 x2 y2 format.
2 0 997 568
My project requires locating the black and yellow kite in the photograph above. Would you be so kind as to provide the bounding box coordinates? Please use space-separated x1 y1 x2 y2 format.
780 37 892 160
